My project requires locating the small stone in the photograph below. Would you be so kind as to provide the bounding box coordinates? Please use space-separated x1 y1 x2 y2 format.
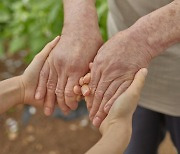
29 106 36 115
6 118 19 141
69 124 78 131
79 118 89 128
8 133 18 141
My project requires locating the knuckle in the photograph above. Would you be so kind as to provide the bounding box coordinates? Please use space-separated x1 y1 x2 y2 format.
94 56 103 66
40 69 48 79
104 91 113 100
90 83 97 90
47 80 56 91
55 88 64 97
94 90 104 100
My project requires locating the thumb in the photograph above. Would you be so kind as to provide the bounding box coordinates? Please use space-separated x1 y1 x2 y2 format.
109 68 148 117
126 68 148 95
28 36 60 71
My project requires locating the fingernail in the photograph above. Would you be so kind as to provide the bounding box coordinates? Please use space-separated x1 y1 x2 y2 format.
35 92 41 100
104 105 111 113
44 107 51 116
83 89 89 96
81 85 90 96
93 117 101 128
141 68 148 77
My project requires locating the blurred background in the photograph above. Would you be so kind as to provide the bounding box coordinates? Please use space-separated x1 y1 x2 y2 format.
0 0 177 154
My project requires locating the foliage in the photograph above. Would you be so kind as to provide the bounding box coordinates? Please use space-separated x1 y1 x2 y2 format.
0 0 108 62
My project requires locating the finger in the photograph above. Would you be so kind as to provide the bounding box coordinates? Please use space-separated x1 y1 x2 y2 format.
65 76 79 110
104 69 147 117
31 36 60 70
126 68 148 95
89 62 93 70
55 74 70 113
81 84 91 96
104 80 133 114
79 77 84 86
83 73 91 84
92 79 123 127
89 76 112 121
73 85 82 95
34 36 60 100
86 68 101 112
44 65 58 116
35 61 50 100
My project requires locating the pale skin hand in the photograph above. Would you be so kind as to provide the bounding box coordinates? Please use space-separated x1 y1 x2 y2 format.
35 0 103 116
0 37 60 114
82 0 180 127
86 68 148 154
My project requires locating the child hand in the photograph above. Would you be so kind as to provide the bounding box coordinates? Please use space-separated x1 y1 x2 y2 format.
99 68 148 131
19 36 60 107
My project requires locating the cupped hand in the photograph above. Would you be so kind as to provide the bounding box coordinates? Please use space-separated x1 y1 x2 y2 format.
87 28 153 127
20 36 60 107
35 26 103 116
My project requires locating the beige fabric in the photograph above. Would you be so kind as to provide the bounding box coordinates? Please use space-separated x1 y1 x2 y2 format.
108 0 180 116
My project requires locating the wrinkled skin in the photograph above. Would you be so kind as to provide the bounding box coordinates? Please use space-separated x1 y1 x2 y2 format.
35 26 103 116
86 28 153 127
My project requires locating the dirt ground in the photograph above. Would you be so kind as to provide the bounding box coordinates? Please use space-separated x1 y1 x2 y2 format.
0 52 177 154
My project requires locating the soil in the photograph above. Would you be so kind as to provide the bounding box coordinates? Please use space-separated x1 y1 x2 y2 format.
0 51 177 154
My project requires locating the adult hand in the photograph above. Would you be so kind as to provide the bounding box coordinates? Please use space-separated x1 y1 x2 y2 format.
87 28 153 127
20 36 60 107
35 26 103 116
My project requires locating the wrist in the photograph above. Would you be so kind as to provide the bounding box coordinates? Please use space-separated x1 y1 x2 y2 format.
17 75 25 105
100 118 132 136
100 121 132 154
130 1 180 57
62 0 101 41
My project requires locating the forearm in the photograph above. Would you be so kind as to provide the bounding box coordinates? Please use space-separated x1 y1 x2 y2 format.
86 122 131 154
131 0 180 57
0 77 23 114
62 0 100 39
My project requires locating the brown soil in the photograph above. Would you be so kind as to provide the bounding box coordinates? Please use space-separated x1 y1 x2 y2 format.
0 52 177 154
